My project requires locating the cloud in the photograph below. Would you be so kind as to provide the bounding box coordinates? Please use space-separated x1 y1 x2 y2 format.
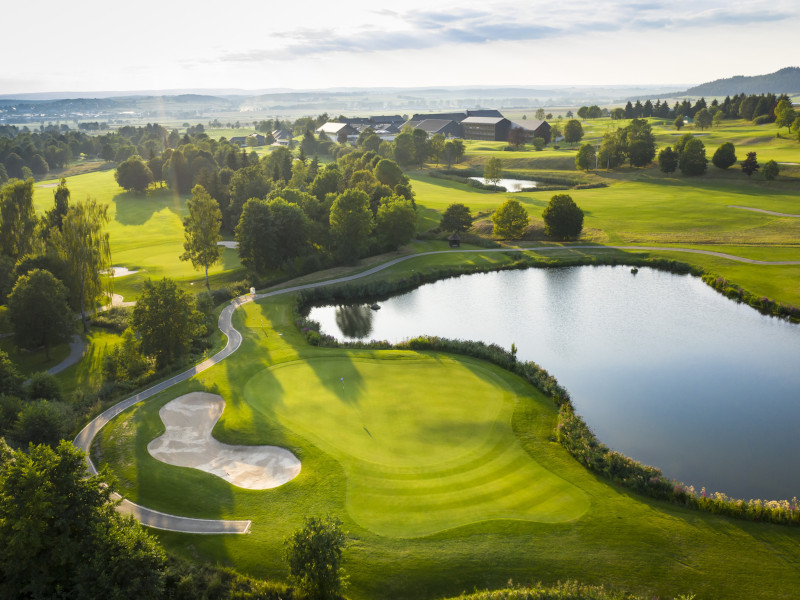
219 1 799 64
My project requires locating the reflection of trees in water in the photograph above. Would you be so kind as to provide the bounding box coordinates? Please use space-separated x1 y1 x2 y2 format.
335 305 373 339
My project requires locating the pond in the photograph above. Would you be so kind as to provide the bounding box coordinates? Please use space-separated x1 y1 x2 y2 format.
469 177 537 191
308 266 800 501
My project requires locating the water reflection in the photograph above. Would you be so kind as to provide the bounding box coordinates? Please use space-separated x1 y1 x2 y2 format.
334 304 374 339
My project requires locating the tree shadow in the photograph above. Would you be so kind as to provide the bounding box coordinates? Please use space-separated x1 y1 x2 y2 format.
113 187 185 226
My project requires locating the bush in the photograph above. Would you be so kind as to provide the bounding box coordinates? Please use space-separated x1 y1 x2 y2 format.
90 307 131 333
12 400 73 447
24 372 63 402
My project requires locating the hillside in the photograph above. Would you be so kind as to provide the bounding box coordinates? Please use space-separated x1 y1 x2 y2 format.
681 66 800 96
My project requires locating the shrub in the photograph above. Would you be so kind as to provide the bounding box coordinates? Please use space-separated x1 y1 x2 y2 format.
24 372 63 402
491 199 530 239
712 142 737 170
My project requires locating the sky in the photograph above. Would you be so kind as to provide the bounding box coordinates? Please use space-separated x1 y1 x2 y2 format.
2 0 798 95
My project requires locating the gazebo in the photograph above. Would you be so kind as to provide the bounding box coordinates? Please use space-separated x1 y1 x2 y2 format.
448 232 461 248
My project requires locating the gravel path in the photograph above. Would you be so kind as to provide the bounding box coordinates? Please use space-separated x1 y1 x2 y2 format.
74 244 800 534
46 335 86 376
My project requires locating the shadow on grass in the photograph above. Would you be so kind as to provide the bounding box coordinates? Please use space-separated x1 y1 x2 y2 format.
113 187 185 226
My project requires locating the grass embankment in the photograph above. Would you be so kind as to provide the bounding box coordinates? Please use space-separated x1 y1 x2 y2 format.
95 288 800 600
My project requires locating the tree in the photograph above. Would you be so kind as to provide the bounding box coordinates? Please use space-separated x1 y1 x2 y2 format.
542 194 584 241
762 159 780 181
484 157 503 188
131 278 204 369
0 349 24 397
598 131 626 169
712 142 737 170
180 185 223 290
373 159 406 188
775 99 796 131
658 147 679 174
440 203 472 233
45 178 70 231
508 127 527 149
694 108 712 131
535 108 546 120
329 190 373 262
0 440 166 599
285 515 348 600
7 269 73 360
624 119 656 167
491 198 529 239
532 137 546 151
678 137 708 176
563 119 584 144
392 132 415 166
741 152 759 177
57 198 112 330
374 197 417 251
114 155 153 193
674 116 684 131
0 177 37 258
575 143 596 171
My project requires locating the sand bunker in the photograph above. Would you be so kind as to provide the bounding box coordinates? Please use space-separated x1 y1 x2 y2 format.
217 240 239 249
148 392 301 490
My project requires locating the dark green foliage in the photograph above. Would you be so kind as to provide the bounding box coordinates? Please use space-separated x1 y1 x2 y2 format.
491 198 529 239
236 198 310 274
741 151 759 176
45 178 70 231
12 400 73 447
531 137 545 151
374 197 417 251
574 143 595 171
563 119 583 143
0 440 166 598
0 177 37 258
102 327 154 384
7 269 74 359
678 137 707 176
163 557 292 600
24 371 62 402
439 203 473 233
712 142 737 170
658 147 678 173
0 350 24 396
90 306 131 333
445 580 664 600
227 165 274 230
373 158 406 188
13 253 70 288
285 515 348 600
329 189 373 262
114 155 153 193
131 278 205 369
623 119 656 167
542 194 584 240
762 159 780 181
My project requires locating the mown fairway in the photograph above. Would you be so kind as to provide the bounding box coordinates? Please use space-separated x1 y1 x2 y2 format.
94 295 800 600
32 170 244 300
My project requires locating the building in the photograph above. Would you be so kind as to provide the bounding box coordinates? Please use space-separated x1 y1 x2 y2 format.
406 119 461 137
460 116 511 141
508 119 552 143
316 122 358 141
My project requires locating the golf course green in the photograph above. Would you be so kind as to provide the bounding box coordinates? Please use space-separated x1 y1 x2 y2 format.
241 355 588 537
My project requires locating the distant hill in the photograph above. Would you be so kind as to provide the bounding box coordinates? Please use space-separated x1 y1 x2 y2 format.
680 67 800 97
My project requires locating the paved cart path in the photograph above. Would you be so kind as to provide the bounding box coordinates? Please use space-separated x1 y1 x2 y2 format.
74 245 800 534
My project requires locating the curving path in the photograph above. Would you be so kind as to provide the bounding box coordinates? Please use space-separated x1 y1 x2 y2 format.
73 245 800 534
728 205 800 218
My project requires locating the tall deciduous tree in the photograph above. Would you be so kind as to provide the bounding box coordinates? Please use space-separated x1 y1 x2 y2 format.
484 157 503 188
563 119 584 143
285 515 348 600
491 198 529 239
658 147 679 174
678 138 708 176
57 198 112 331
329 189 373 262
7 269 73 360
46 178 70 231
180 185 223 290
439 203 473 233
374 197 417 251
0 177 37 258
575 143 596 171
131 278 204 369
114 155 153 193
694 108 713 131
762 159 780 181
542 194 584 241
0 440 166 599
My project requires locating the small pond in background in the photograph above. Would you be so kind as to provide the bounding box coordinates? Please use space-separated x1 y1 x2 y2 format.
468 177 538 191
308 266 800 500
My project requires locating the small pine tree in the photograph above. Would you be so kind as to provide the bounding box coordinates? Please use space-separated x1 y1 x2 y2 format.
741 152 759 176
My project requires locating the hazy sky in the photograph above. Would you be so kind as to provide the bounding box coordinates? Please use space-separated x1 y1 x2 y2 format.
3 0 798 94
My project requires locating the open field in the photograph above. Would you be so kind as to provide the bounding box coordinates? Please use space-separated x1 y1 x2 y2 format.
94 290 800 600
